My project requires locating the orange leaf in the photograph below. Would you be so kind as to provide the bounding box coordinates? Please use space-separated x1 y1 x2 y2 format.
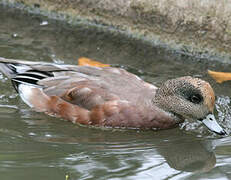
78 57 110 67
208 70 231 83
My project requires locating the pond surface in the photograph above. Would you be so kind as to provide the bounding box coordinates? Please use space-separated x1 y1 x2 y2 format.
0 5 231 180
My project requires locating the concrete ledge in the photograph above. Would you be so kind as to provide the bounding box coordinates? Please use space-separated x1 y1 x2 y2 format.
1 0 231 63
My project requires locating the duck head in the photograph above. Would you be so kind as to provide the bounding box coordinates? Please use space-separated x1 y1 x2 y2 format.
154 76 226 135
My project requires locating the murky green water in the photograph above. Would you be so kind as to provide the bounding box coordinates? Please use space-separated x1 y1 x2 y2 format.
0 5 231 180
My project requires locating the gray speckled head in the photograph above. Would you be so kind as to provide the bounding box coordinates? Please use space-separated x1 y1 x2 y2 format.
153 76 215 120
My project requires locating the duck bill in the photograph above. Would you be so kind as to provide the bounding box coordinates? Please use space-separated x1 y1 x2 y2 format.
201 114 226 135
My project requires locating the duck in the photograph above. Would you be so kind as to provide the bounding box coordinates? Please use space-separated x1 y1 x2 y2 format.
0 57 226 135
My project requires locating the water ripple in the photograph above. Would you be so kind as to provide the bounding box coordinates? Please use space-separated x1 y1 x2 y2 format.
216 96 231 134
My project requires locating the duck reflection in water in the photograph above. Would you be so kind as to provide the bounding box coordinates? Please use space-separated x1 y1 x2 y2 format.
36 127 217 174
157 136 216 172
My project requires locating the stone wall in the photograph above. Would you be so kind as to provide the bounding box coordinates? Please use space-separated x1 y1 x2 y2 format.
2 0 231 62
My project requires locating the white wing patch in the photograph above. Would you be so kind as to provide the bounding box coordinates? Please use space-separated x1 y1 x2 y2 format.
9 64 30 73
18 84 41 108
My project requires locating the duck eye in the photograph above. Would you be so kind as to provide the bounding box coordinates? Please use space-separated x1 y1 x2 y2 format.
190 95 202 104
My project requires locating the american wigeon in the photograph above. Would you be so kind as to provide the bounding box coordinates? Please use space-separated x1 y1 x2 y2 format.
0 57 226 135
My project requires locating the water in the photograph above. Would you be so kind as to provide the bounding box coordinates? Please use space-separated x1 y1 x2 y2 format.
0 5 231 180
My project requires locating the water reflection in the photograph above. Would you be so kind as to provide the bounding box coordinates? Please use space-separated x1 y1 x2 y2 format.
27 125 217 178
158 139 216 172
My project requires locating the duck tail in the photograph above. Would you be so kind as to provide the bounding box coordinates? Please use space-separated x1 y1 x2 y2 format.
0 57 54 94
0 57 32 78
